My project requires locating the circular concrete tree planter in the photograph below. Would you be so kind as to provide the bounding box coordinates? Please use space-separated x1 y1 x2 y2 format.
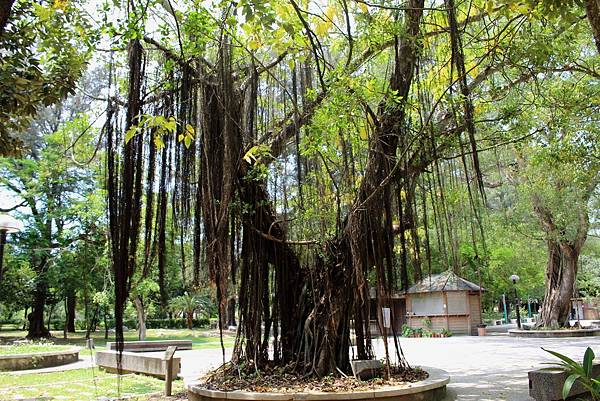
187 366 449 401
0 347 80 371
508 328 600 338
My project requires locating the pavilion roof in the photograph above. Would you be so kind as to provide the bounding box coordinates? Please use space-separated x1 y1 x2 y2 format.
408 270 484 294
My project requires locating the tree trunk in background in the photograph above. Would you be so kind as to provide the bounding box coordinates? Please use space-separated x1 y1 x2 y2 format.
186 312 194 330
22 307 28 330
534 195 589 329
226 297 236 327
0 0 15 38
67 293 76 333
538 241 579 328
46 303 55 333
27 281 50 338
104 311 109 339
133 296 146 340
585 0 600 54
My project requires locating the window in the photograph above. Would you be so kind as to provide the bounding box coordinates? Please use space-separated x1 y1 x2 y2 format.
411 293 444 315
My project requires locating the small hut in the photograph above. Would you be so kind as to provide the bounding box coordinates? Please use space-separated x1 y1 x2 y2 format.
406 271 484 335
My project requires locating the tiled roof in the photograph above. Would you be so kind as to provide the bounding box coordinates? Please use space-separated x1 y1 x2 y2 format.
408 270 483 293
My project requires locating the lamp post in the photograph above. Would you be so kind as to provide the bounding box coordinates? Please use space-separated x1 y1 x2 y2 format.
0 214 22 283
510 274 521 329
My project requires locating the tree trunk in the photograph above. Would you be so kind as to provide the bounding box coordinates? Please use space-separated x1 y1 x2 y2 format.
22 307 27 330
532 191 589 329
186 312 193 330
46 303 55 333
67 292 76 333
538 240 579 328
226 297 236 327
104 310 109 339
0 0 15 38
86 306 99 338
585 0 600 54
27 281 50 338
133 296 146 340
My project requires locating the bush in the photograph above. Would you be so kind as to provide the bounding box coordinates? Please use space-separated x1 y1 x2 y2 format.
103 318 210 330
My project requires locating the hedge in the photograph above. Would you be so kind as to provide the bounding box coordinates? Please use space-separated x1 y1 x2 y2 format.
2 318 212 331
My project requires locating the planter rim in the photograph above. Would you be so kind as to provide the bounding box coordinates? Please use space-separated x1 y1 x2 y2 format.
187 366 450 400
0 347 80 360
508 328 600 338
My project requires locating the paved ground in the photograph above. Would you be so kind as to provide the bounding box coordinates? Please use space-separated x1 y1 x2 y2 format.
373 334 600 401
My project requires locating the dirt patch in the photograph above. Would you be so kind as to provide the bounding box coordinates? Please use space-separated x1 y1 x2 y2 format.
200 363 428 393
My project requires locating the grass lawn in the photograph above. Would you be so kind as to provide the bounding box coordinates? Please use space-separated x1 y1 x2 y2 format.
0 343 74 355
0 328 235 351
0 368 185 400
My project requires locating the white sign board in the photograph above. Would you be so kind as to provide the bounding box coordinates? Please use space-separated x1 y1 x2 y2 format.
382 307 391 328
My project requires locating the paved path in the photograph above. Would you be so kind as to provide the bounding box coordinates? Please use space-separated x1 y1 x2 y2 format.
372 335 600 401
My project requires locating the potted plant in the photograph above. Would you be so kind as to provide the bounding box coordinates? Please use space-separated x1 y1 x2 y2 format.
477 323 487 336
441 328 452 337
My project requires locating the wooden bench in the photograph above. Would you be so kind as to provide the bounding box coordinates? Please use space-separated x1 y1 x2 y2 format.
96 350 181 379
106 340 192 352
529 363 600 401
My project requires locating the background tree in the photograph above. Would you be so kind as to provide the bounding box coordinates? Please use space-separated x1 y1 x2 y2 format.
0 112 102 338
0 0 96 155
168 291 212 330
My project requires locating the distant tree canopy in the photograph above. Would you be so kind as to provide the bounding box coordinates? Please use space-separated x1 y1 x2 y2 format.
0 0 95 156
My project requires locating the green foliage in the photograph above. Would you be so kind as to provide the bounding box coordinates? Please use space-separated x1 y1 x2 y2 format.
0 0 97 155
124 114 195 149
168 291 214 324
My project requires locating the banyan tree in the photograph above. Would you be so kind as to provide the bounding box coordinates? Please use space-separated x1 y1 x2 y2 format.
102 0 560 376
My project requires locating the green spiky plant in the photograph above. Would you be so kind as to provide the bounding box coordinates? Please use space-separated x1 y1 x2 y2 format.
542 347 599 400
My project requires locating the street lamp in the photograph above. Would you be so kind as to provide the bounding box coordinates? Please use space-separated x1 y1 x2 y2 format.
0 214 22 283
510 274 521 329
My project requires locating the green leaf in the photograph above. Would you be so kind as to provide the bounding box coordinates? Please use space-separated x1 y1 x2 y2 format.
562 373 580 400
185 124 195 136
583 347 595 377
164 117 177 133
125 126 138 144
249 39 261 50
154 135 165 149
543 348 583 373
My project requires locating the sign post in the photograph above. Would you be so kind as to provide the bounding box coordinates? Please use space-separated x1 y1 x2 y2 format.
163 346 177 396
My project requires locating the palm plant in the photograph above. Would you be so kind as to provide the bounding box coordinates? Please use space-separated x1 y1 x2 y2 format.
168 292 212 330
543 347 599 400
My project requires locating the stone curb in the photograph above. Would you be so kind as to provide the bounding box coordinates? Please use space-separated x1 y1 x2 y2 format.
186 366 449 400
0 347 81 371
508 328 600 338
